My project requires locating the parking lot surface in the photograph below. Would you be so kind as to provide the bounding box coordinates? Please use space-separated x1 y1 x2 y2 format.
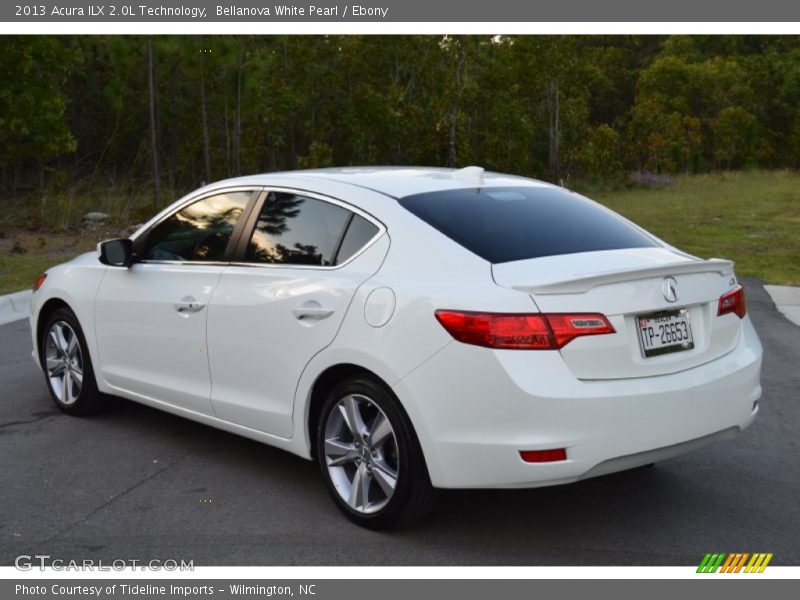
1 279 798 565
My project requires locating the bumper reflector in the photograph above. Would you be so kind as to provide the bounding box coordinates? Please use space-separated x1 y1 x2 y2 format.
519 448 567 463
33 273 47 292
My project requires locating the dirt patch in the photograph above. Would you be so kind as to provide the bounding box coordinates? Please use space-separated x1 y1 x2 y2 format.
0 226 125 259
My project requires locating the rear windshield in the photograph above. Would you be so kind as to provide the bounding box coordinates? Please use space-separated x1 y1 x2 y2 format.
398 186 658 263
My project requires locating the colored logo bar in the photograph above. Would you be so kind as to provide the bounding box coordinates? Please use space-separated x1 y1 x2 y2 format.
697 553 773 573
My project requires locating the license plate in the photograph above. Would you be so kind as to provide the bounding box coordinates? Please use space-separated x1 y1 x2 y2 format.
636 309 694 358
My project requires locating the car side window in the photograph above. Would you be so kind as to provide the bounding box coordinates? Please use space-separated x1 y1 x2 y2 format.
334 214 379 265
141 191 251 262
245 193 352 266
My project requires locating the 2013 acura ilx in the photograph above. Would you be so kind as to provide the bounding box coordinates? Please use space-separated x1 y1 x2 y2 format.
29 167 763 529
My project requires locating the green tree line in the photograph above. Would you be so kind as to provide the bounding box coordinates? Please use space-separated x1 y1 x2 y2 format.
3 35 800 205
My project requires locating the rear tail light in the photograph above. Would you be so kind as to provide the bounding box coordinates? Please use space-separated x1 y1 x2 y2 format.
545 314 617 348
520 448 567 463
33 273 47 292
434 310 615 350
717 284 746 319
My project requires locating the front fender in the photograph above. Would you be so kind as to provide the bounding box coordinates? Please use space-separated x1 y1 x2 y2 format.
29 254 107 380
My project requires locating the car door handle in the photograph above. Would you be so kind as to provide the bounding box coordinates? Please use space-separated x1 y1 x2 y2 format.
174 296 206 314
292 306 335 321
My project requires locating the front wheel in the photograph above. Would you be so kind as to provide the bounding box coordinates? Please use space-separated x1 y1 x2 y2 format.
317 376 438 529
41 307 105 415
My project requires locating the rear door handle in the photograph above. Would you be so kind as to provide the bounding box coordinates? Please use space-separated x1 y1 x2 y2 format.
174 296 206 314
292 306 335 321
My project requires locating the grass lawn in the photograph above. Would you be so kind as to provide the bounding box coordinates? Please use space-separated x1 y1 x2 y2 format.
0 231 100 295
0 170 798 295
591 170 800 286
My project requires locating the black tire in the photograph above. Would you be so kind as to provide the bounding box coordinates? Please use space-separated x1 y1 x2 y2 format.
40 307 106 416
316 375 439 529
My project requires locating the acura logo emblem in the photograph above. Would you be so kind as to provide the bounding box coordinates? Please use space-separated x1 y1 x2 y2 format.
662 276 679 303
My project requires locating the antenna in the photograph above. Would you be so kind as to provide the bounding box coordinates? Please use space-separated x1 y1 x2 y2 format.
452 166 484 186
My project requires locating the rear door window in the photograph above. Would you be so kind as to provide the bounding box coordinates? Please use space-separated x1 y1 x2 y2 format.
334 214 380 265
245 192 351 266
398 186 658 263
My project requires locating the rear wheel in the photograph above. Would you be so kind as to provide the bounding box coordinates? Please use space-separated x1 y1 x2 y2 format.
41 307 105 415
317 376 438 529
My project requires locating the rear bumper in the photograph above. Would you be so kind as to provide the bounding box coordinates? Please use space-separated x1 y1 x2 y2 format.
393 316 762 489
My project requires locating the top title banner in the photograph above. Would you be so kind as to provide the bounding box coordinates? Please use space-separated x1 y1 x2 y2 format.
6 0 800 22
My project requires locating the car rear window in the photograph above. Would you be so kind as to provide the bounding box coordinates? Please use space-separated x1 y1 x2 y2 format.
398 186 658 263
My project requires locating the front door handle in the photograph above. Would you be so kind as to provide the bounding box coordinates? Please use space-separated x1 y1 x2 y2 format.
174 296 206 314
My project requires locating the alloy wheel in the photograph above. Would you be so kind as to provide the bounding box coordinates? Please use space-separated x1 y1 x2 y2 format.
323 393 399 514
44 321 84 406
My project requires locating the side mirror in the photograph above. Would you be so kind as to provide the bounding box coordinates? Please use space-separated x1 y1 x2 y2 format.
98 238 134 267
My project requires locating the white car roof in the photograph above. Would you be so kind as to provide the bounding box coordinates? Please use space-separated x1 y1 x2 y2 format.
200 166 554 199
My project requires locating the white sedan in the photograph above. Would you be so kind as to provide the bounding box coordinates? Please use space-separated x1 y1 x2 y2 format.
29 167 763 529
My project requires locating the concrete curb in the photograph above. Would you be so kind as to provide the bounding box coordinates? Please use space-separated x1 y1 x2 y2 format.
764 285 800 327
0 290 32 326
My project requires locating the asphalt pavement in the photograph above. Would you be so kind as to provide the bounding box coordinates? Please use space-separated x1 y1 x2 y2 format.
1 278 798 566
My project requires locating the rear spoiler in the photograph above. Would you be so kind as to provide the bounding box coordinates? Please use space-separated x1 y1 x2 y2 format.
511 258 735 296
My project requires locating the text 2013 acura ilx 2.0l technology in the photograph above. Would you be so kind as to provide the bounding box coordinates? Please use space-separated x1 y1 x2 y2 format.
29 167 763 529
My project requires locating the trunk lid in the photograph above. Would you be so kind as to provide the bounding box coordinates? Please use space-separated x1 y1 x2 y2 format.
492 248 742 379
